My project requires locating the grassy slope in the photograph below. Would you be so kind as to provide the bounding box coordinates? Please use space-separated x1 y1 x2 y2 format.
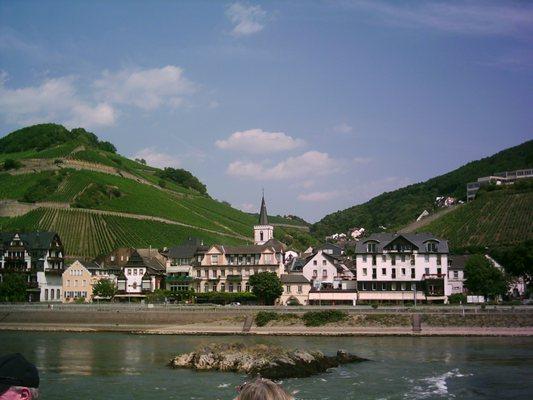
418 186 533 248
0 208 244 259
312 140 533 237
0 124 316 256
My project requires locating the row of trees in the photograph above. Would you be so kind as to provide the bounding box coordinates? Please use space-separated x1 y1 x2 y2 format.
0 272 284 304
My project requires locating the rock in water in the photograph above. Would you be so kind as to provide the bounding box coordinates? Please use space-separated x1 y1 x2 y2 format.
169 343 368 379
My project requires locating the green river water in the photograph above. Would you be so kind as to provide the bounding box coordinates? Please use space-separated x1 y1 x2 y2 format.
1 332 532 399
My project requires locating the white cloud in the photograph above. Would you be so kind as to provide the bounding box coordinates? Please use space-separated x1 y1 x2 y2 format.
0 73 116 128
216 128 305 153
132 147 181 168
240 202 256 212
352 0 533 37
333 122 353 134
226 2 267 36
352 157 372 164
297 191 342 202
227 151 340 180
94 65 195 110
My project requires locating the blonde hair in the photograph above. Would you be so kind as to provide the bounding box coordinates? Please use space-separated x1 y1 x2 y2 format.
236 378 293 400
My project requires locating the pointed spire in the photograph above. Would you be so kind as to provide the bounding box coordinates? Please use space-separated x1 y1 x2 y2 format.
258 194 269 225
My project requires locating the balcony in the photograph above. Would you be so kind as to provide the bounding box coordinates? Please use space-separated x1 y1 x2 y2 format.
166 275 194 283
423 274 445 279
226 274 242 283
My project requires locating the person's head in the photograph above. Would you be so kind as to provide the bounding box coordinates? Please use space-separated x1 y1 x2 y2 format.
0 354 40 400
236 377 292 400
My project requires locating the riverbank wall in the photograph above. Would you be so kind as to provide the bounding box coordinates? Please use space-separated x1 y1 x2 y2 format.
1 305 532 336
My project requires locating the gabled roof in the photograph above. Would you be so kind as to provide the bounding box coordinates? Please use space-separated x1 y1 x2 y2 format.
281 274 310 284
167 237 208 259
354 233 448 254
0 231 61 251
449 255 471 270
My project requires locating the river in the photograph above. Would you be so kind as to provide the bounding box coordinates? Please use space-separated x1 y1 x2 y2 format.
1 332 532 399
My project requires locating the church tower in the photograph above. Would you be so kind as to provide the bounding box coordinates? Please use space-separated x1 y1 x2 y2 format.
254 194 274 245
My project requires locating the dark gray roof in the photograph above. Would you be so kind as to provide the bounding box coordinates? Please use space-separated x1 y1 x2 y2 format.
281 274 310 284
258 195 269 225
449 255 471 270
288 257 309 272
0 231 61 251
79 260 102 271
167 238 208 259
354 233 449 254
318 243 343 256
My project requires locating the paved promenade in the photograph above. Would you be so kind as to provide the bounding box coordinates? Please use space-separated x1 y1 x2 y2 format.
1 322 532 336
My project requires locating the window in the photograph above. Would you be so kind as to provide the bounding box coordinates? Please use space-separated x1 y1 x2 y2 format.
410 255 415 265
362 255 367 262
427 242 438 252
265 254 273 263
391 255 396 266
372 255 377 266
362 268 367 276
110 256 115 262
361 282 367 291
401 255 406 263
313 260 318 266
425 268 430 275
437 267 442 276
411 283 417 291
127 269 131 275
381 283 386 291
45 289 49 300
367 243 376 253
322 260 327 266
401 268 406 276
196 270 201 277
401 283 406 291
437 255 442 265
381 268 386 275
212 270 217 278
133 269 137 275
391 268 396 279
411 268 415 279
391 283 396 291
245 283 250 292
51 289 55 299
382 255 386 262
425 254 429 262
313 270 318 278
228 283 234 293
211 255 218 265
298 285 302 294
322 270 328 278
453 271 459 279
372 268 377 279
204 269 208 277
260 231 264 241
286 285 291 293
371 283 377 290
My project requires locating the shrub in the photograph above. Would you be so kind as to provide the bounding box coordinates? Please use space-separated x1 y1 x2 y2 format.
195 291 257 305
74 297 86 304
3 158 21 170
371 302 379 309
302 310 348 327
448 293 467 304
255 311 279 327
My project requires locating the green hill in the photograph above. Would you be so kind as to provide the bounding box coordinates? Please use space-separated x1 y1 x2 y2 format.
312 140 533 238
0 124 314 258
417 182 533 250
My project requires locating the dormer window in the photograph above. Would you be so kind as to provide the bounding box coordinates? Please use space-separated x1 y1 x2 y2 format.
367 243 377 253
426 242 438 252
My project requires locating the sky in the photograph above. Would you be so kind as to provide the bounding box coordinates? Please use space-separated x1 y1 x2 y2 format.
0 0 532 222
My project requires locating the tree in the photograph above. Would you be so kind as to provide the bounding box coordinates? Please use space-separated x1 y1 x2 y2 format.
3 158 21 170
464 254 508 300
491 240 533 291
0 274 27 302
92 279 116 299
249 272 283 305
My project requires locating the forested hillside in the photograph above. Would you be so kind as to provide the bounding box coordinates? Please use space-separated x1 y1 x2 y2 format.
0 124 314 257
312 140 533 237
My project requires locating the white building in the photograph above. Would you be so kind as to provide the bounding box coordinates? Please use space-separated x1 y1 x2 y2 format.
354 233 450 304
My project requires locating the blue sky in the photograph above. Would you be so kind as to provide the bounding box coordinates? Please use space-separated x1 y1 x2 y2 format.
0 0 532 222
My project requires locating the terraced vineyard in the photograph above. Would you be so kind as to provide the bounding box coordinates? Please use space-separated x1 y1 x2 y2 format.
0 123 317 256
419 188 533 248
0 208 245 259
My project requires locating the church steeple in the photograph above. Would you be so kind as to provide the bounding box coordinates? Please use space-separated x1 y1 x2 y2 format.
253 193 273 245
258 194 269 225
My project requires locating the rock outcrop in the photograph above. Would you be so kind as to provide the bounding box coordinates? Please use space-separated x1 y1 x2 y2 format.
169 343 368 379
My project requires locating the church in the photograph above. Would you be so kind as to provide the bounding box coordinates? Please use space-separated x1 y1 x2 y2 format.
166 195 286 294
